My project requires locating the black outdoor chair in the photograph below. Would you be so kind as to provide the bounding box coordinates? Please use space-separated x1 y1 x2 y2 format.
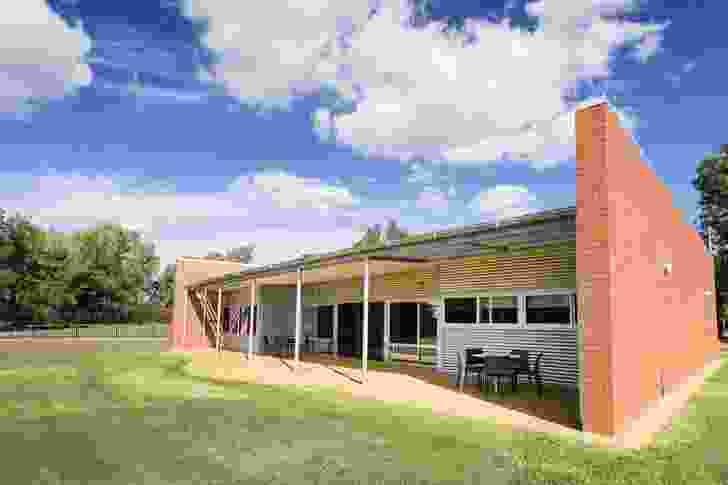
263 336 276 356
509 351 544 397
457 348 486 391
509 350 531 379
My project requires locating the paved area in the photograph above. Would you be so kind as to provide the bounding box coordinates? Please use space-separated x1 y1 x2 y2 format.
174 349 726 450
178 350 599 445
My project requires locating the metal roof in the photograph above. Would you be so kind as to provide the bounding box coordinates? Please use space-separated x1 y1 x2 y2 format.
188 205 577 289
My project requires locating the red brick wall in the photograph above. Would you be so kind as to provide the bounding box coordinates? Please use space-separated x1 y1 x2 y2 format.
170 258 241 350
576 101 720 436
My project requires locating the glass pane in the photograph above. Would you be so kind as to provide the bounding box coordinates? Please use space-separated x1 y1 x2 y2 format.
526 295 570 325
491 296 518 324
419 304 437 343
444 298 476 324
317 306 333 338
478 298 490 324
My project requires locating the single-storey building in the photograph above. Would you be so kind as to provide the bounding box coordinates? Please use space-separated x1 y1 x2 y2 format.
170 101 721 438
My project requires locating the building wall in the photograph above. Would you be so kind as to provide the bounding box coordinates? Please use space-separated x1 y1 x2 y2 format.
170 258 241 350
437 241 578 384
576 102 720 436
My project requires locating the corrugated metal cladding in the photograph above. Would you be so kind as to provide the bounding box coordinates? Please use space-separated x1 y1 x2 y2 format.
366 217 576 261
442 325 578 386
439 241 576 293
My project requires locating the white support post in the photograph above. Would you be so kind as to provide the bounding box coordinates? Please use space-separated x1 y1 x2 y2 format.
362 259 370 379
295 268 303 365
216 288 223 353
416 302 421 362
437 300 444 370
313 305 319 352
182 289 188 348
248 281 256 360
333 304 339 357
384 301 391 361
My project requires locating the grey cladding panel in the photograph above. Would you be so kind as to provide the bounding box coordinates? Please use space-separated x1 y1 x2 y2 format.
441 325 578 387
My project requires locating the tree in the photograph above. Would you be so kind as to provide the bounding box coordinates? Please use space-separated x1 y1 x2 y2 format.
352 224 382 250
158 263 176 307
206 251 225 258
693 144 728 340
2 216 76 321
0 209 14 305
352 220 410 250
693 145 728 253
226 244 255 263
383 218 409 243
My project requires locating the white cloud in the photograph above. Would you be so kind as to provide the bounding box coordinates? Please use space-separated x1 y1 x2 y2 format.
469 185 541 222
414 187 450 215
313 108 336 142
183 0 664 166
323 0 667 166
0 169 380 271
236 171 359 210
182 0 375 110
0 0 92 113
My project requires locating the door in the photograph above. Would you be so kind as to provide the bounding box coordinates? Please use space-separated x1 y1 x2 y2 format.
368 302 385 360
337 303 357 357
337 302 384 360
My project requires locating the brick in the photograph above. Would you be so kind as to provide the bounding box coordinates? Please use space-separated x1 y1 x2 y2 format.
576 102 720 436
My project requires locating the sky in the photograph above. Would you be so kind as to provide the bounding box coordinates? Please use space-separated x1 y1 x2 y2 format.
0 0 725 273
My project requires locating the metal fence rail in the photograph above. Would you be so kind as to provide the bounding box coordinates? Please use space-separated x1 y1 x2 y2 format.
0 324 168 339
388 342 437 365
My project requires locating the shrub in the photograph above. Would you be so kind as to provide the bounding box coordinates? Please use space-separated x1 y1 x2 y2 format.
127 304 162 324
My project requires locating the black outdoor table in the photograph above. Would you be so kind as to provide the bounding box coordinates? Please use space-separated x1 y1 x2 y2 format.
479 355 521 393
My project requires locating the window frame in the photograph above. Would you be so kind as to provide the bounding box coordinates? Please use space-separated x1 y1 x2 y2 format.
443 289 576 329
443 297 477 325
524 290 576 329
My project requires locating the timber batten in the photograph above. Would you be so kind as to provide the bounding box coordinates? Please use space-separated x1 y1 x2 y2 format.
439 240 576 292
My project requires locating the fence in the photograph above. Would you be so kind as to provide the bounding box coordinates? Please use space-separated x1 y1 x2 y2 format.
388 342 438 366
0 323 168 339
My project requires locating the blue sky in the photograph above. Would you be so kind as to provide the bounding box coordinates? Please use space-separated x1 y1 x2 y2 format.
0 0 725 272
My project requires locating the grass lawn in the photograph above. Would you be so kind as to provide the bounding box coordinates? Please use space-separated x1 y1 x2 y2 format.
1 344 726 484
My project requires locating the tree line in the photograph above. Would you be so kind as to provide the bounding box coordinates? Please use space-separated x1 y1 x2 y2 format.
694 144 728 339
0 209 162 323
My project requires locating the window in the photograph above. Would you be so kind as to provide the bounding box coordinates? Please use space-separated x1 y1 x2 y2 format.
491 296 519 324
478 298 490 324
444 298 476 324
526 294 571 325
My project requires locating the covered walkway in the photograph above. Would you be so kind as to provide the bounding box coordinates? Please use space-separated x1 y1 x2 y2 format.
183 255 438 379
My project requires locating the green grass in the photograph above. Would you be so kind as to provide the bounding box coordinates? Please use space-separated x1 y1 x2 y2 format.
1 346 727 484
